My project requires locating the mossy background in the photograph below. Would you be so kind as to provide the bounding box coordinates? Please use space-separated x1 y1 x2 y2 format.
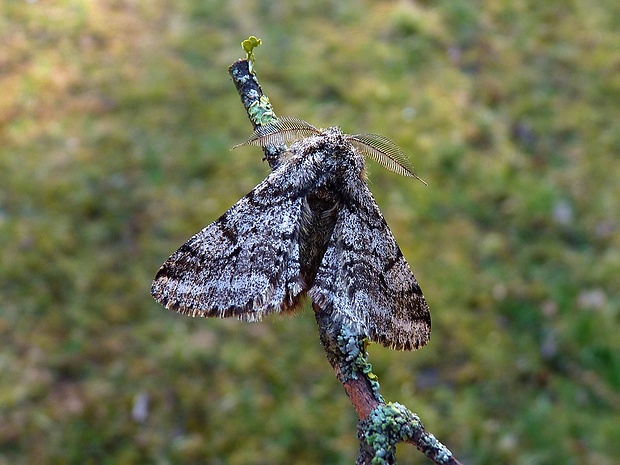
1 1 619 464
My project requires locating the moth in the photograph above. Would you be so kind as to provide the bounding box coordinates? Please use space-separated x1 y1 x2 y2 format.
151 117 431 350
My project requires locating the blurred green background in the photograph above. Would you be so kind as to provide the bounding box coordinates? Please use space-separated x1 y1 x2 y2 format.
1 1 619 464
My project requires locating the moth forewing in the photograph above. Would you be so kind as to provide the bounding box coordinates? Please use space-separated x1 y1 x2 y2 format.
151 154 314 320
308 172 431 351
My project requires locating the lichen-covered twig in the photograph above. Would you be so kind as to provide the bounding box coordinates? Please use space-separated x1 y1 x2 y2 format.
228 59 284 169
314 303 462 465
228 43 462 465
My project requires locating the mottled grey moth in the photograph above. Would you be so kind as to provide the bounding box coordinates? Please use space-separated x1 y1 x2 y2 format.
152 117 431 350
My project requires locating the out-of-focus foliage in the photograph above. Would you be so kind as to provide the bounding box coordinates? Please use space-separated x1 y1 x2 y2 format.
1 0 619 464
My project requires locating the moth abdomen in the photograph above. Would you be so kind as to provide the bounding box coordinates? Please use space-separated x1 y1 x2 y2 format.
299 191 341 287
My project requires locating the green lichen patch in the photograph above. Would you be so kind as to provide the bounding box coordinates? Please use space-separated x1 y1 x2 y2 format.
247 95 277 126
337 326 384 402
362 402 420 464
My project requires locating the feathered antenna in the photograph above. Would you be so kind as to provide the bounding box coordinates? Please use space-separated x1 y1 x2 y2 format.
235 116 426 185
347 133 427 185
234 116 320 148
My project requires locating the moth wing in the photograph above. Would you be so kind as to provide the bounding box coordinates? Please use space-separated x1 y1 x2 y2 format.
151 176 305 321
309 183 430 350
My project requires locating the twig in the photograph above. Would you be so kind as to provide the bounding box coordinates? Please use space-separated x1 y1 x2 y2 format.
228 55 462 465
228 59 284 169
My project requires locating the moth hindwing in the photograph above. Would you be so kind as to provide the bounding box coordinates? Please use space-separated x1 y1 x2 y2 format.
152 122 430 350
